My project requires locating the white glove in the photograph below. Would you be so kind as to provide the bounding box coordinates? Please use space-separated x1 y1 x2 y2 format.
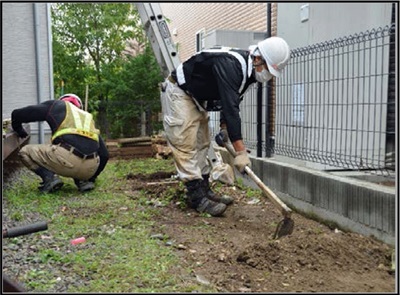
234 150 251 173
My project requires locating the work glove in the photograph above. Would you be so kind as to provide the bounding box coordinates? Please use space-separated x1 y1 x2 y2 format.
15 127 28 139
215 128 229 147
234 150 251 173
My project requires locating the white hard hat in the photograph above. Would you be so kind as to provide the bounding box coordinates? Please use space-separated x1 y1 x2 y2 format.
257 37 290 77
59 93 83 109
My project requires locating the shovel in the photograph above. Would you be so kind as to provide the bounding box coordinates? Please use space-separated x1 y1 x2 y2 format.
215 134 294 239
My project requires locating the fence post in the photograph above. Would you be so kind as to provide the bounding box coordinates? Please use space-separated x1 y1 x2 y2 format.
256 82 263 157
264 3 274 158
265 81 273 158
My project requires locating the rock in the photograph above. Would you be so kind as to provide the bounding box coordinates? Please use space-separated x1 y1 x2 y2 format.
150 234 165 240
195 274 210 285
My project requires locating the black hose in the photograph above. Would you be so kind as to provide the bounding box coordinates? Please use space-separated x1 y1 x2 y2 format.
3 221 48 238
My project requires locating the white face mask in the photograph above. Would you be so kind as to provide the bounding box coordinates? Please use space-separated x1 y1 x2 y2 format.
255 67 273 83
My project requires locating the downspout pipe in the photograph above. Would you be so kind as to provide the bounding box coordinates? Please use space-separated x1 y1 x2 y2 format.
256 82 262 157
265 3 273 157
47 3 54 101
33 3 44 143
266 3 272 39
257 4 272 157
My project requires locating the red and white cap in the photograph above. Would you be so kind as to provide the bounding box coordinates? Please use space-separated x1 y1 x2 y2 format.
59 93 83 109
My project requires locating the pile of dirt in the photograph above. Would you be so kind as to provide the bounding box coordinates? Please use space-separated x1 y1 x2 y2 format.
127 172 396 293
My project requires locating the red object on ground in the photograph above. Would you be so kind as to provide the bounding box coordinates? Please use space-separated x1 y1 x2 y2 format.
70 237 86 245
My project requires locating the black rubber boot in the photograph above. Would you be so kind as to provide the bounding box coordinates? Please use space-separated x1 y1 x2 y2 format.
186 179 227 216
74 179 95 192
202 174 233 205
34 167 63 193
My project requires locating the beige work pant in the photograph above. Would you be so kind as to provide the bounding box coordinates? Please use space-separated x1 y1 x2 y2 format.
161 79 211 183
19 144 99 180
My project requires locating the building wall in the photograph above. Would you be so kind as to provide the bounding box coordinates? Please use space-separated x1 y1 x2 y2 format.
159 3 392 61
277 3 392 49
159 3 268 62
275 2 393 171
2 3 53 143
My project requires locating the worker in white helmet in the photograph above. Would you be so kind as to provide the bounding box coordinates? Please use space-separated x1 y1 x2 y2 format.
161 36 290 217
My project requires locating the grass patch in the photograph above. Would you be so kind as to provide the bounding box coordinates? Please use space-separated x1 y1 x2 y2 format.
3 158 217 293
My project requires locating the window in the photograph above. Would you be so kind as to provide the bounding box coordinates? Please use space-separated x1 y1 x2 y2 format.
195 29 205 52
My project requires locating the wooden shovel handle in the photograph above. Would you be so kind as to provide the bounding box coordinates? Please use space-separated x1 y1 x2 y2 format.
224 143 292 218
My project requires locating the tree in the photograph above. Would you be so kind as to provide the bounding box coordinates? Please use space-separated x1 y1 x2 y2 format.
51 3 146 136
108 46 163 138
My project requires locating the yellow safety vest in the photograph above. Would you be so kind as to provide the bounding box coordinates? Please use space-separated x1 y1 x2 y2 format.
52 103 100 142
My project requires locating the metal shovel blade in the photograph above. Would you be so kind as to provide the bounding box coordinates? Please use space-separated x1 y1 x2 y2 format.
215 135 295 239
273 217 295 239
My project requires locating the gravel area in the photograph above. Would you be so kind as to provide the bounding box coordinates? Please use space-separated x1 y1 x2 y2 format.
2 164 90 292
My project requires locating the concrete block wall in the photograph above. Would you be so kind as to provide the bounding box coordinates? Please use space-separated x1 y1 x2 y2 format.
216 146 396 246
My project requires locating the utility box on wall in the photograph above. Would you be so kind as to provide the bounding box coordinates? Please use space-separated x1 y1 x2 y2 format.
201 29 267 50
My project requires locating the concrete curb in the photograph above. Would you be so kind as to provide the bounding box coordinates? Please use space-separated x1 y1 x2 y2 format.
215 146 396 246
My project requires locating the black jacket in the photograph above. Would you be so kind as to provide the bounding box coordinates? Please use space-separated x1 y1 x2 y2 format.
171 47 256 142
11 100 109 182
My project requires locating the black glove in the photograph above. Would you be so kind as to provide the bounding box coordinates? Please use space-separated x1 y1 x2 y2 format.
215 128 229 147
15 127 28 139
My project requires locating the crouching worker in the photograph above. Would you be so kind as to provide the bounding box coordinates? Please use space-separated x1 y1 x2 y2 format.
11 94 109 193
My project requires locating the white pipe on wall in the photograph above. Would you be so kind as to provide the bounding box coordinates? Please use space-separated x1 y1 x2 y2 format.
47 3 54 101
33 3 44 143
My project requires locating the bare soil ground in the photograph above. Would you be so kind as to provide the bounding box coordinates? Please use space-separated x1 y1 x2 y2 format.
126 171 396 293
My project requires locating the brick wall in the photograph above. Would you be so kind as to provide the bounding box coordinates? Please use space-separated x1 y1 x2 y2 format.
159 3 280 136
159 3 268 61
